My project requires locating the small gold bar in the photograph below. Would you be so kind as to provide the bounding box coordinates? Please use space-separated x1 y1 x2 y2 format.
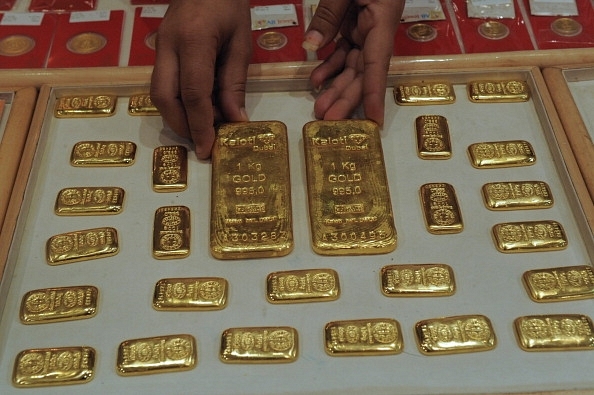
415 315 496 355
380 264 455 297
266 268 340 303
523 265 594 302
482 181 553 210
46 227 119 265
128 94 160 115
152 146 188 192
302 120 397 255
419 183 463 234
153 277 227 310
210 121 293 259
468 80 530 103
514 314 594 351
468 140 536 168
220 326 298 363
492 220 568 253
55 187 125 215
415 115 451 159
20 286 98 324
394 82 455 105
116 334 197 375
71 141 136 167
55 94 116 118
13 346 95 387
324 318 403 356
152 206 190 259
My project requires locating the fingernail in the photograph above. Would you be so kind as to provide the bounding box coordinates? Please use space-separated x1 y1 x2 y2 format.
302 30 324 51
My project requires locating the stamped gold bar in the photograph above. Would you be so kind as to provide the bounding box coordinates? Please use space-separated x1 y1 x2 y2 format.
419 183 463 234
492 220 567 253
13 346 95 387
415 314 496 355
128 94 160 115
153 206 191 259
522 265 594 302
468 80 530 103
71 141 136 166
220 326 298 363
380 264 455 297
46 227 119 265
210 121 293 259
324 318 403 356
468 140 536 168
152 145 188 192
117 334 197 375
55 94 116 117
415 115 451 159
55 187 124 215
302 120 397 255
394 81 455 105
482 181 553 210
153 277 228 310
20 286 98 324
514 314 594 351
266 268 340 303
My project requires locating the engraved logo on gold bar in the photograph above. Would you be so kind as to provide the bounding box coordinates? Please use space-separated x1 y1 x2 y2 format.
152 146 188 192
220 326 298 363
71 141 136 166
128 94 160 116
468 140 535 168
415 115 452 159
55 95 116 118
415 315 496 355
324 318 403 356
266 268 340 303
55 187 124 215
468 80 530 103
522 265 594 302
394 82 455 105
380 264 455 296
482 181 553 210
514 314 594 351
152 206 190 259
20 286 98 324
46 227 119 265
419 183 463 234
492 220 567 253
153 277 227 310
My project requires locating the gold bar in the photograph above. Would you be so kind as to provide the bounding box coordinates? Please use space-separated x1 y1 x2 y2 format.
46 227 119 265
324 318 403 356
468 140 536 168
482 181 553 210
419 183 463 234
514 314 594 351
468 80 530 103
152 206 191 259
55 95 116 117
20 286 98 324
128 94 160 115
522 265 594 302
415 115 451 159
55 187 125 215
152 146 188 192
394 82 455 105
153 277 227 310
220 326 298 363
492 220 568 253
415 315 496 355
116 334 197 375
302 120 397 255
71 141 136 167
266 268 340 303
13 346 95 387
210 121 293 259
380 264 455 297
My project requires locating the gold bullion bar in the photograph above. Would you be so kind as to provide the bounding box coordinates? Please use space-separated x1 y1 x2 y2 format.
522 265 594 302
210 121 293 259
380 264 455 297
415 314 496 355
266 268 340 303
415 115 451 159
153 146 188 192
468 140 536 168
302 120 397 255
20 286 98 324
55 187 125 215
152 206 191 259
482 181 553 210
13 346 95 387
71 141 136 167
394 81 455 105
514 314 594 351
492 220 567 253
46 227 119 265
153 277 228 310
117 334 197 375
468 80 529 103
324 318 403 356
55 95 116 118
419 183 463 234
220 326 298 363
128 94 160 115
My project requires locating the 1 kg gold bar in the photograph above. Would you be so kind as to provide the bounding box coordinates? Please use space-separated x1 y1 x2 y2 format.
210 121 293 259
302 120 397 255
514 314 594 351
324 318 403 356
153 206 190 259
492 220 567 253
266 268 340 303
468 80 530 103
420 183 463 234
415 115 451 159
415 315 496 355
55 187 124 215
71 141 136 166
220 326 298 363
394 82 455 105
20 285 98 324
55 94 116 117
153 277 228 310
380 264 455 297
152 146 188 192
46 227 119 265
468 140 536 168
482 181 553 210
128 94 159 115
523 265 594 302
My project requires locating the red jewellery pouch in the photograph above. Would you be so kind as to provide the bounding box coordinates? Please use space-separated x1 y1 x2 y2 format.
128 5 166 66
0 12 56 68
0 0 16 11
29 0 96 12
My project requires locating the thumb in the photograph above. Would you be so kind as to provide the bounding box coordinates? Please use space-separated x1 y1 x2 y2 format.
303 0 351 51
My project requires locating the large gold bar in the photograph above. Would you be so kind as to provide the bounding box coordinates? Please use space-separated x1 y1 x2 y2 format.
468 80 530 103
210 121 293 259
152 145 188 192
153 277 228 310
394 82 455 105
324 318 403 356
55 94 116 117
152 206 191 259
419 183 463 234
302 120 397 255
20 286 98 324
492 220 568 253
266 268 340 303
468 140 536 168
514 314 594 351
415 115 452 159
70 141 136 166
128 94 160 115
220 326 298 363
380 264 455 297
55 187 125 215
46 227 119 265
415 315 496 355
522 265 594 302
482 181 553 210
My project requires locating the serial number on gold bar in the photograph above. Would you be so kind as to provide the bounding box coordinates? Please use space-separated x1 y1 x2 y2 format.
380 264 455 297
468 140 536 168
492 220 567 253
117 334 197 376
302 120 397 255
394 82 455 105
266 268 340 303
55 94 116 117
153 206 190 259
13 346 95 387
46 227 119 265
420 183 463 234
71 141 136 166
415 314 496 355
523 265 594 302
482 181 553 210
153 277 228 310
415 115 451 159
324 318 403 356
153 145 188 192
210 121 293 259
220 326 298 363
55 187 124 215
20 285 98 324
128 94 159 115
468 80 530 103
514 314 594 351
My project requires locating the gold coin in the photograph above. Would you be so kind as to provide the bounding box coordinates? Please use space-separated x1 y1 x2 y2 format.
257 31 288 50
66 32 107 55
0 35 35 57
406 23 437 42
551 18 582 37
478 21 509 40
144 31 157 50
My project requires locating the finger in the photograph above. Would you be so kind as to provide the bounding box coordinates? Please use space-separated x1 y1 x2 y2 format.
313 53 359 119
309 38 350 90
361 27 392 126
303 0 351 51
323 75 363 121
